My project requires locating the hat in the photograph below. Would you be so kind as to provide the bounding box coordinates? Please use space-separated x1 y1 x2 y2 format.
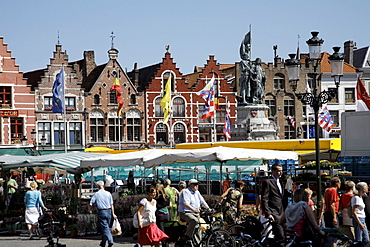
178 181 187 188
189 179 199 184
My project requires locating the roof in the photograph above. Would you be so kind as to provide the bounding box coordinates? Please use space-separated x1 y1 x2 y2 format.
321 52 357 73
23 68 46 91
353 46 370 68
127 63 161 91
81 63 106 92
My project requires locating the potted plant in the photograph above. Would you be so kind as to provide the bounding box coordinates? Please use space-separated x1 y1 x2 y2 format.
66 224 78 237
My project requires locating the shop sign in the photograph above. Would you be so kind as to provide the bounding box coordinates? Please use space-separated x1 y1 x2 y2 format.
0 110 18 117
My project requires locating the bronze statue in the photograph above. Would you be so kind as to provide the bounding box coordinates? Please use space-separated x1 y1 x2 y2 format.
239 32 251 104
250 58 266 103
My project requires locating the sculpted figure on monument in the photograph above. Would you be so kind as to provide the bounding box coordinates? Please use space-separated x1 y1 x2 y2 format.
239 32 251 105
250 58 266 104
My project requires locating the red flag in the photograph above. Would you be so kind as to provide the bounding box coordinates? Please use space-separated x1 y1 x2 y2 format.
318 106 334 132
356 76 370 111
111 77 123 115
223 102 231 141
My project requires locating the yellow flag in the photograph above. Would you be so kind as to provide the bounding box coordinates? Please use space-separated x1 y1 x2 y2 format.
160 74 171 124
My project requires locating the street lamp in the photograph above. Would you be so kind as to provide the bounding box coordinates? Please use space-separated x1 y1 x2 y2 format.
286 31 344 213
23 129 47 156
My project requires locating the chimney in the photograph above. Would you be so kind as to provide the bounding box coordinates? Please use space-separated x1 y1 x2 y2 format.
344 40 356 66
133 62 139 86
83 51 96 77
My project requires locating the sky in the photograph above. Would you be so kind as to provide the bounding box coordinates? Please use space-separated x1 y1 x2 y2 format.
1 0 369 75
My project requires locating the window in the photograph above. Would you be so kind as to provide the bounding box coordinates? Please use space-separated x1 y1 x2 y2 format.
155 97 164 117
156 123 168 144
65 97 76 111
94 94 100 105
38 122 51 145
328 88 338 103
44 97 52 107
110 91 117 104
90 111 104 142
162 72 174 92
284 125 295 139
130 94 136 105
173 97 185 117
284 97 295 116
127 109 141 141
174 123 185 143
273 74 285 90
265 97 276 117
198 105 211 123
10 117 23 144
199 127 211 142
69 122 82 145
108 113 121 142
0 86 11 107
54 122 65 145
215 105 226 123
345 88 355 104
330 110 339 127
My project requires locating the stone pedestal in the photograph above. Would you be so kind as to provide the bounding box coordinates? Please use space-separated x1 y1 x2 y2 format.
232 104 278 141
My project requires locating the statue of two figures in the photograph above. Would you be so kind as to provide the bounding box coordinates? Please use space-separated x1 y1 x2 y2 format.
239 32 266 105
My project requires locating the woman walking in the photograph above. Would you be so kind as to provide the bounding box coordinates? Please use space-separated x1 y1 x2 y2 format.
137 185 168 247
24 181 47 239
163 179 178 221
340 180 356 240
216 180 244 225
351 182 369 246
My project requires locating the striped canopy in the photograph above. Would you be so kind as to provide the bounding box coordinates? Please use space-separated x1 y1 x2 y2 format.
0 151 109 174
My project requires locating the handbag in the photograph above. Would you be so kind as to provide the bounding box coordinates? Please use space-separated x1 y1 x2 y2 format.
133 200 155 228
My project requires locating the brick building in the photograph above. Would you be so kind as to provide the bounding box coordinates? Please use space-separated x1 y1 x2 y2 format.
0 37 36 150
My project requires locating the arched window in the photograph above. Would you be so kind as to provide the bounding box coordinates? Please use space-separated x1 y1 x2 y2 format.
156 123 168 144
162 71 174 92
90 110 105 142
108 110 121 142
94 94 100 105
174 123 185 143
130 94 136 105
274 73 285 90
155 97 164 117
127 109 141 141
109 91 117 104
173 97 185 117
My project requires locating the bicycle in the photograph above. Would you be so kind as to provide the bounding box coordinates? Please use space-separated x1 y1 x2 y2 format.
38 208 66 247
321 227 362 247
174 209 236 247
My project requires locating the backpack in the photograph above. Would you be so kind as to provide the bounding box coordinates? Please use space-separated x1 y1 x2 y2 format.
347 201 353 218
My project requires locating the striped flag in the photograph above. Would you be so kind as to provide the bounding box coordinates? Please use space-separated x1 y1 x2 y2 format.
356 76 370 111
201 84 215 119
197 76 215 100
110 77 124 116
223 102 231 141
287 116 296 128
318 106 334 132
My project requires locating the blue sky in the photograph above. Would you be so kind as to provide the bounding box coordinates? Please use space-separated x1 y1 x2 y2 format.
1 0 369 74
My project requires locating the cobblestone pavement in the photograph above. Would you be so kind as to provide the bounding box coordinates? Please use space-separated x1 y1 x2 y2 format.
0 235 138 247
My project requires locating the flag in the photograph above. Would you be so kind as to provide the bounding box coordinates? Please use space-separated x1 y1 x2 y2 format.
196 76 215 100
318 106 334 132
214 97 220 110
160 74 171 124
287 116 296 128
201 85 215 119
110 77 124 116
52 68 65 113
305 80 314 115
356 76 370 111
223 102 231 141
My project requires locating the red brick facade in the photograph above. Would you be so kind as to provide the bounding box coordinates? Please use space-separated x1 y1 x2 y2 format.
0 37 36 146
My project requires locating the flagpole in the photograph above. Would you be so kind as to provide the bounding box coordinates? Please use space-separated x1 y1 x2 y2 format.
62 64 67 153
118 114 121 150
169 72 173 148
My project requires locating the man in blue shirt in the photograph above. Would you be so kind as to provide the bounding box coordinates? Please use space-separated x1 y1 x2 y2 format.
89 180 117 247
178 179 210 245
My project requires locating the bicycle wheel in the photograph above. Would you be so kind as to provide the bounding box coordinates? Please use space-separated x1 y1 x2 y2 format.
205 229 236 247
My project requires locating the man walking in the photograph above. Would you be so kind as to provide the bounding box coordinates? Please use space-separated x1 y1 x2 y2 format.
89 180 117 247
261 164 284 240
6 174 18 208
178 179 210 246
